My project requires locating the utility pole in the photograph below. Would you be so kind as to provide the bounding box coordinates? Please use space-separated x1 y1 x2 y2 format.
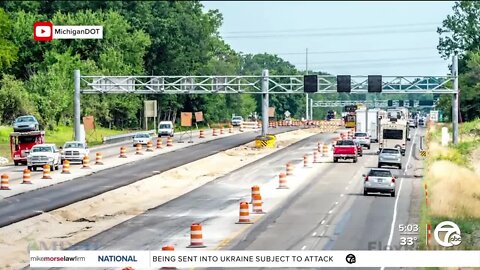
452 55 459 144
310 98 313 120
261 69 269 137
305 48 309 120
74 70 81 141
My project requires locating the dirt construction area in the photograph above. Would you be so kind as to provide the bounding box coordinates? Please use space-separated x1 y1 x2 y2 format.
0 127 327 270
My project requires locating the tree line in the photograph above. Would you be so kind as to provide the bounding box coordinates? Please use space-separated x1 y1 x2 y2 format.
437 1 480 122
0 1 308 130
1 1 475 130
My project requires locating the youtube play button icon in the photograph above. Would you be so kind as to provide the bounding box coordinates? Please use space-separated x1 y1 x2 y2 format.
33 21 53 42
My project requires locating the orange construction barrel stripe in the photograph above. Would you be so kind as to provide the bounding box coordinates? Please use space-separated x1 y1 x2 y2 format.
42 164 52 179
62 159 71 174
22 168 32 184
187 223 206 248
1 174 11 190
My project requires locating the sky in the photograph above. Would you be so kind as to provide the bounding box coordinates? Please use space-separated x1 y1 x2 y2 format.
201 1 454 76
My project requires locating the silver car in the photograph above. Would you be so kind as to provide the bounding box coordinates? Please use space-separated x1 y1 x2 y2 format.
231 116 243 126
363 168 396 197
378 148 402 169
132 132 153 147
353 132 371 149
13 115 39 132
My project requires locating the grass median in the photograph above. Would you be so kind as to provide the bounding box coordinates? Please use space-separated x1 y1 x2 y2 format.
419 119 480 255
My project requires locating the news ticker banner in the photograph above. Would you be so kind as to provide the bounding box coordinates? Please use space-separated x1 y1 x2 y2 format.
30 250 480 268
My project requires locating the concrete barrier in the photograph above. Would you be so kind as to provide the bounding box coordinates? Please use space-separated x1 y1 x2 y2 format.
102 130 156 144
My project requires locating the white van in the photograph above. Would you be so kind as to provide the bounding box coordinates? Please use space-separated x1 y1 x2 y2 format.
158 121 174 137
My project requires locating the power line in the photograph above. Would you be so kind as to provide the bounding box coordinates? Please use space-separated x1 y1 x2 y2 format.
221 22 439 34
222 28 434 39
272 47 433 56
303 59 446 68
291 56 443 65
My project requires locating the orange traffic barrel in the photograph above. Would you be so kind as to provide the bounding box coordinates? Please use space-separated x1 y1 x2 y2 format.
135 144 143 155
236 202 253 224
427 224 432 246
162 245 175 251
199 130 205 138
313 151 320 163
119 146 127 158
317 142 323 153
161 245 176 269
62 159 71 174
229 126 233 133
220 126 224 134
42 164 52 179
322 144 330 157
187 223 206 248
166 137 173 147
304 154 310 167
277 172 289 189
251 185 260 203
212 128 218 136
251 194 265 214
95 152 104 165
286 162 294 176
82 155 91 169
22 168 32 184
1 174 10 190
156 138 163 149
146 141 154 152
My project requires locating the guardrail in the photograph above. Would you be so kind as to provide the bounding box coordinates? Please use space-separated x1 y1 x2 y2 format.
102 130 156 144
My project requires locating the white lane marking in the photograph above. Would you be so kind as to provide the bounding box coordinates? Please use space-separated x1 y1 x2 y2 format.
312 232 317 237
320 230 326 236
345 186 349 190
381 128 418 270
321 220 326 225
335 201 339 205
328 210 333 214
301 245 307 250
340 193 344 197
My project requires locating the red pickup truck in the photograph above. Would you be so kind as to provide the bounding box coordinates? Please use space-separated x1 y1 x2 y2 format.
333 139 358 163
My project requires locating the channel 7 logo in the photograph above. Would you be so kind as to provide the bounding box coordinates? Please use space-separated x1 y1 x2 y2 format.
33 22 53 42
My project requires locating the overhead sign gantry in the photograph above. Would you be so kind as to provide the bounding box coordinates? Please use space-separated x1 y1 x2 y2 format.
74 56 458 143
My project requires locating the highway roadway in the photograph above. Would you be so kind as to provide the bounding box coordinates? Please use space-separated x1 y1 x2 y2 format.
23 127 424 270
0 126 297 228
223 127 425 270
0 128 243 184
36 130 339 270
